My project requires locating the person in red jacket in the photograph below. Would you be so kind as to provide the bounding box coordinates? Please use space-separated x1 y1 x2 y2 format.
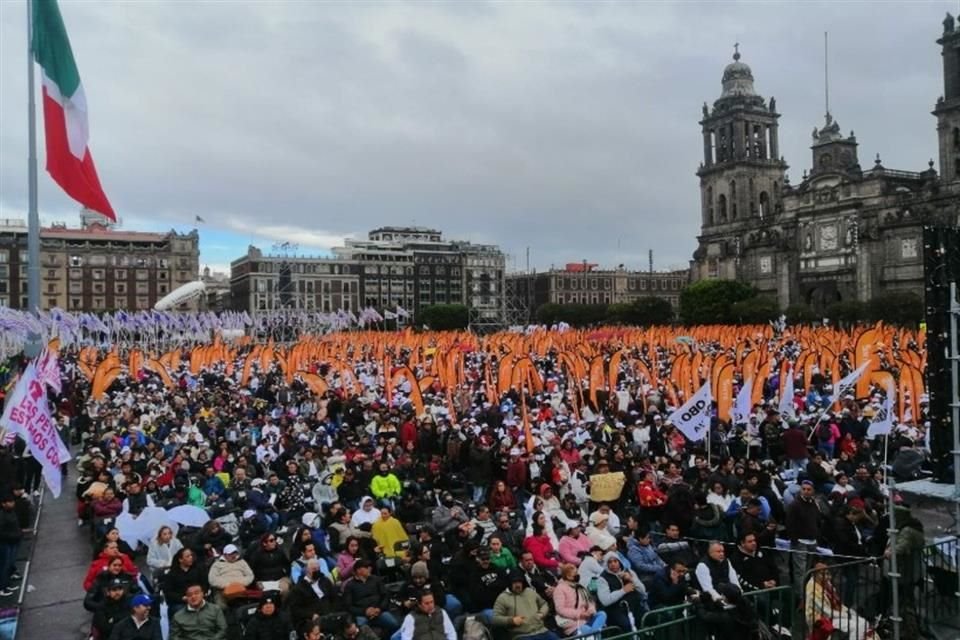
637 471 667 508
83 540 139 591
782 420 810 472
488 480 517 512
522 518 559 571
506 449 529 495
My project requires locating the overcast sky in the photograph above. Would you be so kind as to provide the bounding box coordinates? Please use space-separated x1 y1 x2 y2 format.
0 1 954 274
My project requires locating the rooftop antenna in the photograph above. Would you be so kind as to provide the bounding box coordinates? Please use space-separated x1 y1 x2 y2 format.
824 31 830 121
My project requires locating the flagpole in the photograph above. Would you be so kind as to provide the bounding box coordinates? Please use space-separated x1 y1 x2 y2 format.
26 0 41 318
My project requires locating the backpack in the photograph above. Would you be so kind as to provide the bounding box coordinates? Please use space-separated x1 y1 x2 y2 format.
462 616 492 640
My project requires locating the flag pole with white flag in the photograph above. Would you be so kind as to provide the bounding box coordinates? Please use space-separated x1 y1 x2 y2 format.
733 378 753 425
809 359 873 442
867 383 895 439
667 381 713 443
778 367 796 420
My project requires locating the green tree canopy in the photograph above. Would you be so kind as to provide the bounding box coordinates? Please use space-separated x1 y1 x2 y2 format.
729 296 781 325
418 304 469 330
606 297 674 326
679 279 756 324
866 291 924 326
535 303 608 327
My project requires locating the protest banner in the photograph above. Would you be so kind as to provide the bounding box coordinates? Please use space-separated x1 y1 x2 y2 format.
589 471 625 502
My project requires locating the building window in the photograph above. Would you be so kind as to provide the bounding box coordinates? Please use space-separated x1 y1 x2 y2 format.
69 255 82 267
115 269 126 280
760 256 772 274
69 268 82 280
88 255 106 266
69 297 81 310
651 280 658 290
92 297 105 310
0 265 7 278
92 269 104 280
136 270 149 280
94 282 107 294
901 238 918 259
670 279 679 290
0 283 7 294
136 296 150 309
0 251 7 263
159 284 169 294
47 298 57 308
136 282 149 294
69 281 82 294
115 282 127 294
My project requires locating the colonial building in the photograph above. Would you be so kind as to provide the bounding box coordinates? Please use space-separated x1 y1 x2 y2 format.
691 17 960 310
507 263 689 318
230 227 506 320
0 213 199 312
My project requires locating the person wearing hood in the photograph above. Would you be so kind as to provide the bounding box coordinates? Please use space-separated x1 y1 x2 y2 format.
350 496 380 531
596 552 648 632
431 492 469 536
242 592 293 640
491 570 557 640
585 511 616 552
371 505 408 559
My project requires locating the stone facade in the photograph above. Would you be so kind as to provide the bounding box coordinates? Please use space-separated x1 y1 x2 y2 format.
692 19 960 311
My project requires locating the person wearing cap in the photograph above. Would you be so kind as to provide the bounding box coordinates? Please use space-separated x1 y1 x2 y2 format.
584 511 616 552
106 593 161 640
342 559 399 635
397 589 457 640
91 577 131 640
400 560 461 619
241 591 293 640
491 569 557 640
171 583 227 640
207 544 254 608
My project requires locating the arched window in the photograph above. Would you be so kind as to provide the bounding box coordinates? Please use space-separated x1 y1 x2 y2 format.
759 191 770 219
718 194 728 221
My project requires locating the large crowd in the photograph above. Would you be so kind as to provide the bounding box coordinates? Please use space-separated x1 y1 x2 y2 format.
1 325 937 640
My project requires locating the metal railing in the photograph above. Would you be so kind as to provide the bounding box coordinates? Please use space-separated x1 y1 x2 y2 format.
918 537 960 634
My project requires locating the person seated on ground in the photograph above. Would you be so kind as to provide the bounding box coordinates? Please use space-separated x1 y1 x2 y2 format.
465 547 507 622
146 525 183 579
398 590 457 640
342 559 400 636
163 548 207 617
552 562 607 637
371 505 408 559
108 593 161 640
290 541 334 585
488 534 517 571
328 507 374 552
492 569 558 640
84 540 140 592
85 556 142 612
627 525 666 586
596 552 648 631
90 578 131 640
694 541 749 611
523 515 560 572
400 561 463 618
207 543 255 608
171 583 228 640
286 558 338 630
242 591 293 640
558 523 591 566
249 532 292 596
648 561 691 610
655 522 698 568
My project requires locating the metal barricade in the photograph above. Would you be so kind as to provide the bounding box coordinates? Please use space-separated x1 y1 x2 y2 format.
801 557 883 639
918 536 960 631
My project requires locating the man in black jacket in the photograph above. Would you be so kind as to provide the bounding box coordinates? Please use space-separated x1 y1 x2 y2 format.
647 561 690 609
342 560 400 635
785 481 822 593
286 559 337 630
465 550 506 621
106 594 161 640
730 532 779 592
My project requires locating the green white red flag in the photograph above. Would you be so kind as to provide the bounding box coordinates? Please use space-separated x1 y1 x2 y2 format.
32 0 115 220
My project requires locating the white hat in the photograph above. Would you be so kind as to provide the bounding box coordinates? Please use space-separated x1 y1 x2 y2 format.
223 544 239 555
242 509 256 520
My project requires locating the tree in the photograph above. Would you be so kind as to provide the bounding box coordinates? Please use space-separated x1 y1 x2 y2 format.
679 280 756 325
866 291 923 326
729 296 781 324
784 304 819 325
825 300 868 326
606 297 674 326
418 304 469 330
535 303 608 327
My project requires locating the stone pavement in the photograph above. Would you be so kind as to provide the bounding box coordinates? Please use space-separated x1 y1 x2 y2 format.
18 474 90 640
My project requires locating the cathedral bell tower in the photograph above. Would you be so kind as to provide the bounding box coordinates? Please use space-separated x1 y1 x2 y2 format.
934 13 960 182
693 46 788 280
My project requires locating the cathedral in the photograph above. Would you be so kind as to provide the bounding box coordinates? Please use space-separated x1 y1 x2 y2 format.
690 15 960 311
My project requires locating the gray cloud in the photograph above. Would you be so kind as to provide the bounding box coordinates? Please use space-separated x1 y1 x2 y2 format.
0 0 953 272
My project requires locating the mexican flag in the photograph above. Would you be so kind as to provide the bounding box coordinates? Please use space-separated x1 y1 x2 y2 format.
32 0 115 220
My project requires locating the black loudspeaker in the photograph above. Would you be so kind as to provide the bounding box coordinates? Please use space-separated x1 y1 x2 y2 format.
278 262 293 308
922 225 960 482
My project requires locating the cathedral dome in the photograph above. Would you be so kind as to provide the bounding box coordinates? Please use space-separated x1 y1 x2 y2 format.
720 47 757 98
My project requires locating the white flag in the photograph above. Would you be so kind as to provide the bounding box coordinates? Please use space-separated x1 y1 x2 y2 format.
0 363 71 498
733 378 753 425
396 305 411 319
829 360 872 405
867 384 895 438
667 381 713 442
778 367 796 419
384 310 398 320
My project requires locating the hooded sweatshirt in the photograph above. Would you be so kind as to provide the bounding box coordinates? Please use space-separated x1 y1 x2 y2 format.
350 498 380 528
